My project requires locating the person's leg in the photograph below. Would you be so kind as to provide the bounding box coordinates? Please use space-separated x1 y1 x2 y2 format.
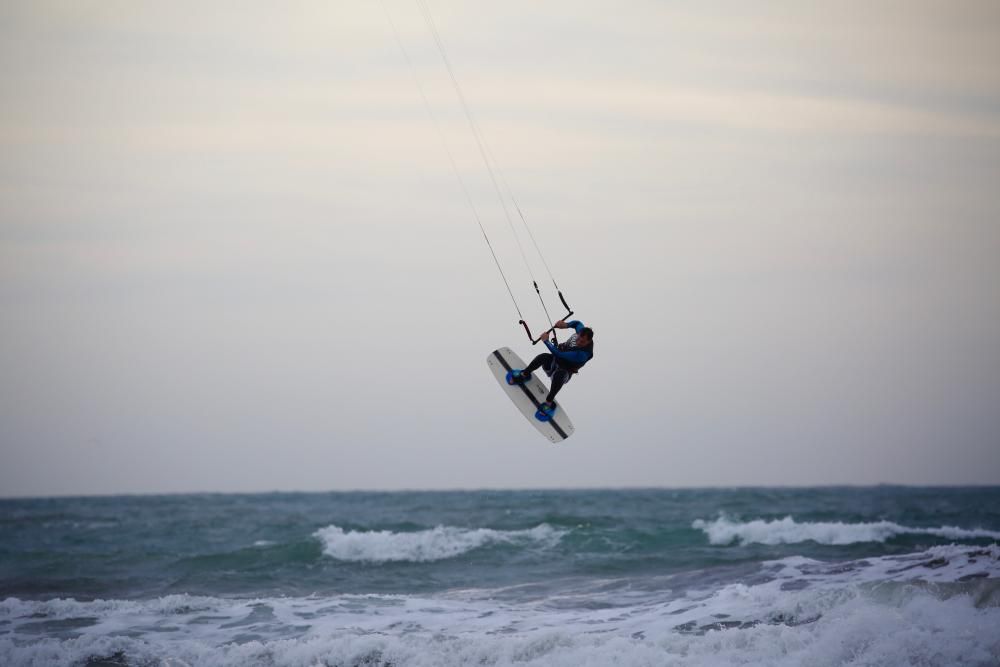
509 353 551 385
523 353 552 374
545 368 570 403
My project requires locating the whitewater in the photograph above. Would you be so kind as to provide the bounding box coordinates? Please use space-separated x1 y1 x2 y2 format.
1 487 998 666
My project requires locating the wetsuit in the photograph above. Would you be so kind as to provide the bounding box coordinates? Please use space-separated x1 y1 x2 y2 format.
522 320 594 403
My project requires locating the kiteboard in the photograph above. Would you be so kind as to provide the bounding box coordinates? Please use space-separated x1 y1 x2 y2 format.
487 347 575 443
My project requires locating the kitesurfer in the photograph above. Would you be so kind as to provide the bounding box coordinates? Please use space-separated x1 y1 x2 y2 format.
509 319 594 417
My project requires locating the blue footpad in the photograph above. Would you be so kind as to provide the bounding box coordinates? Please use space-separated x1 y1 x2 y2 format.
506 370 531 386
535 403 557 422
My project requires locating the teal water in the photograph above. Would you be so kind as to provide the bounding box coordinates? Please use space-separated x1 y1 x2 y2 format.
1 487 999 666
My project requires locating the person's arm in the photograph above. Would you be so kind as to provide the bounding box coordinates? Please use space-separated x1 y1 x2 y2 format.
553 319 584 332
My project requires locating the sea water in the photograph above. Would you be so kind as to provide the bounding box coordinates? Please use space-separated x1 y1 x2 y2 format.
1 487 998 666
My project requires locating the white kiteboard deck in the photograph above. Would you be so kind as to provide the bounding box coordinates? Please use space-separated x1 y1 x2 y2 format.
487 347 575 443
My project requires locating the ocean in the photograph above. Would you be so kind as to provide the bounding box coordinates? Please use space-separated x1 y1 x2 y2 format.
1 487 998 666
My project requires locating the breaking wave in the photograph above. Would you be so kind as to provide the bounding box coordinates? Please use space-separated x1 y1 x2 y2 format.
692 515 1000 546
312 523 565 562
2 545 997 667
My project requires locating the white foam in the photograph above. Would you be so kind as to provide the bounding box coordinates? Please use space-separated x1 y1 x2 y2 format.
2 545 998 666
692 515 1000 546
312 523 565 562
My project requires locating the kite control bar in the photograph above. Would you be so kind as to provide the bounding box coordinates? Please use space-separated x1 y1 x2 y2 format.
518 291 574 345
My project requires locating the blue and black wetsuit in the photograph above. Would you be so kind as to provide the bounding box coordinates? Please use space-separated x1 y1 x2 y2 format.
523 321 594 403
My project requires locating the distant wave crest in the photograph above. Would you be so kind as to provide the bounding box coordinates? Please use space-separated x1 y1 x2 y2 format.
692 515 1000 546
313 523 564 562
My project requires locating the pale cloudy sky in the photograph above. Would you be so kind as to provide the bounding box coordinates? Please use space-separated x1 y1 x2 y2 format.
2 1 999 496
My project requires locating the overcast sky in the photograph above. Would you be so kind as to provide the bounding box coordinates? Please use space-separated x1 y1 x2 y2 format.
2 1 999 497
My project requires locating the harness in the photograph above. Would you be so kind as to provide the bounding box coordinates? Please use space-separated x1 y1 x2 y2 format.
549 339 594 375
